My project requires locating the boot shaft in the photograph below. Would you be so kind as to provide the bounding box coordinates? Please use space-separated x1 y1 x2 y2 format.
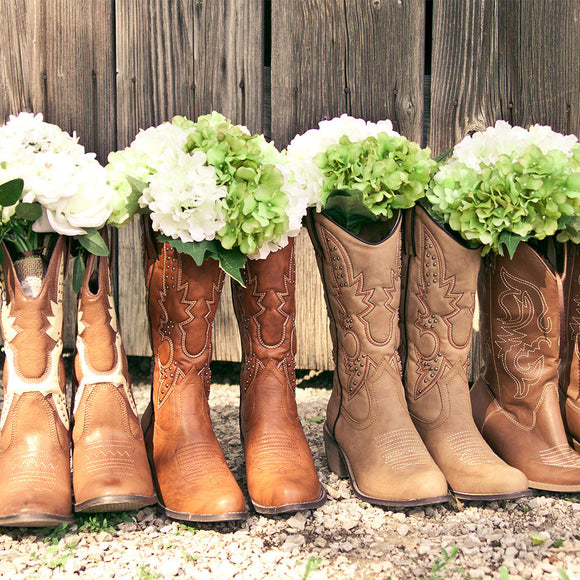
306 209 403 393
232 240 297 395
478 242 564 423
1 237 68 429
74 234 132 411
144 226 224 422
401 205 480 418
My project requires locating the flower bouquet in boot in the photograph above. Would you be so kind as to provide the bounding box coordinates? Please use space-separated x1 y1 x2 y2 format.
288 114 451 506
427 120 580 492
106 111 322 519
0 112 115 526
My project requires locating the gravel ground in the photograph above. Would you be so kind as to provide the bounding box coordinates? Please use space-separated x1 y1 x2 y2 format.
0 357 579 579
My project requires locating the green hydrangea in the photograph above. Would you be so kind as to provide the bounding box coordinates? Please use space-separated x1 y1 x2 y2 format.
179 112 289 256
315 133 437 220
428 143 580 256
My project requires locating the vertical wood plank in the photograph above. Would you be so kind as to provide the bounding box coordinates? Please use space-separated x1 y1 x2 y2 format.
430 0 580 381
271 0 426 370
115 0 263 360
0 0 116 349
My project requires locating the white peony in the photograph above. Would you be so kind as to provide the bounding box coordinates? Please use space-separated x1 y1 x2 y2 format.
0 112 114 235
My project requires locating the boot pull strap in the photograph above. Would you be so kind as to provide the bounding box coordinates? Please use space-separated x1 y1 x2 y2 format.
557 245 567 360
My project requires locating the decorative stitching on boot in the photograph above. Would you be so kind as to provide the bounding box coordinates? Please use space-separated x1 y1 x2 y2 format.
374 429 431 470
175 442 232 485
447 431 497 465
494 267 552 400
82 440 137 477
539 444 580 468
249 433 302 471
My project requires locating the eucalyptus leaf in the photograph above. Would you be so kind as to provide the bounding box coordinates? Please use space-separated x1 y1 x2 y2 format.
72 253 86 294
216 246 246 286
0 178 24 206
76 228 109 257
498 231 529 259
15 202 42 221
323 189 379 235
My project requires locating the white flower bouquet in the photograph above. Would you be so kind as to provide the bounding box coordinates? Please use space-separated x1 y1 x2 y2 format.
106 112 307 283
285 114 438 233
0 112 113 288
426 120 580 257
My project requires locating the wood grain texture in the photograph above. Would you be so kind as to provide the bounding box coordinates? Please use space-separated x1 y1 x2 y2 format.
0 0 116 349
271 0 426 369
430 0 580 381
115 0 263 358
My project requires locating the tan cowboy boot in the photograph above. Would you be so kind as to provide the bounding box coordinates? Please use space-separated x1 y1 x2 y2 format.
142 226 248 521
401 206 529 500
0 236 73 526
306 209 449 506
231 240 326 514
471 241 580 491
560 242 580 450
72 231 156 512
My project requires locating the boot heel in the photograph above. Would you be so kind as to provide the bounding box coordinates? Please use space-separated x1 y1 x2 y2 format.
324 425 349 478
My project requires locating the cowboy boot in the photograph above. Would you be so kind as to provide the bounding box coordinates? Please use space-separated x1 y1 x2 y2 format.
560 242 580 450
0 236 73 526
231 239 326 514
401 206 529 500
72 230 156 512
306 209 449 506
142 226 248 521
471 242 580 491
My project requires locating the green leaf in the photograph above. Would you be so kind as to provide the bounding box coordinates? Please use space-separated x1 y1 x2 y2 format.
14 202 42 221
216 246 246 285
158 236 247 285
72 254 85 294
558 569 571 580
498 565 510 580
529 532 546 546
323 189 379 235
76 228 109 257
498 231 529 259
0 178 24 206
126 175 147 196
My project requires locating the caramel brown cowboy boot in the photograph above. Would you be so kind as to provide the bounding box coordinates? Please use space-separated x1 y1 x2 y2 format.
306 209 449 506
231 239 326 514
401 206 529 500
143 228 248 521
0 236 73 526
471 242 580 491
72 232 156 512
560 242 580 450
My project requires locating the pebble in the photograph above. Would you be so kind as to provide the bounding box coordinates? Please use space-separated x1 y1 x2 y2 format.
0 373 578 579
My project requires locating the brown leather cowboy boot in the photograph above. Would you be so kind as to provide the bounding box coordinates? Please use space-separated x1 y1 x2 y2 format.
0 236 73 526
401 206 529 500
471 242 580 491
143 228 248 521
306 209 449 506
231 239 326 514
560 242 580 450
72 230 156 512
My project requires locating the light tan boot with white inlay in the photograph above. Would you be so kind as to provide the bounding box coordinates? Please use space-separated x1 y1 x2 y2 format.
72 230 156 512
0 236 73 527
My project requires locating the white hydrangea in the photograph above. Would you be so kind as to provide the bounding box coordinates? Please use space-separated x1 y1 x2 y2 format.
0 112 114 235
141 149 227 244
450 120 578 171
285 114 399 209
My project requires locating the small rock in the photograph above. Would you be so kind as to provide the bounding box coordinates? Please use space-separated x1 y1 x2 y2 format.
286 512 307 531
397 524 410 537
157 559 180 577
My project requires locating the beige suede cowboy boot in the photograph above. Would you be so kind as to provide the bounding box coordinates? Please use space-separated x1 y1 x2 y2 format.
471 242 580 491
0 236 73 526
231 239 326 514
401 206 529 500
72 231 156 512
560 242 580 450
307 209 449 506
142 225 248 521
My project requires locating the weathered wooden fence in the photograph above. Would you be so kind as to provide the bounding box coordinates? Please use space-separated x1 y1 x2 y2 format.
1 0 579 371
